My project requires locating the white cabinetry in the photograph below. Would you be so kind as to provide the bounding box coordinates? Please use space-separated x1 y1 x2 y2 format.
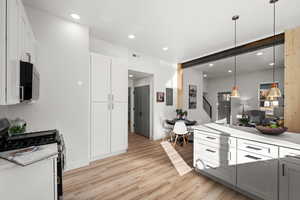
194 130 237 185
90 53 128 161
279 148 300 200
0 157 57 200
236 139 278 200
0 0 36 105
0 0 6 104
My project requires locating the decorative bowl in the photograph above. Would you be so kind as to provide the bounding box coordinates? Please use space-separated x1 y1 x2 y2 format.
256 126 288 136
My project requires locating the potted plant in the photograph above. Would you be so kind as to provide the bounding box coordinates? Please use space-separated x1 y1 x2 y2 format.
176 109 188 120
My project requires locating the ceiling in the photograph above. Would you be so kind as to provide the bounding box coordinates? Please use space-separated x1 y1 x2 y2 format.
128 70 152 80
194 44 284 79
23 0 300 63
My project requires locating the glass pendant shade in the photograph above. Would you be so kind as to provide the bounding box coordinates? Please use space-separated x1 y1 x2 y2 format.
231 86 240 98
268 83 282 98
267 0 282 100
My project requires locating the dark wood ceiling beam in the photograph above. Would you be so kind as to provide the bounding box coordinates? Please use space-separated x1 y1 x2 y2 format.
181 33 285 68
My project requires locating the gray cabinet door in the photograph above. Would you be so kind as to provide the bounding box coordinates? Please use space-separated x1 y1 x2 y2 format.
236 150 278 200
280 161 300 200
134 86 150 138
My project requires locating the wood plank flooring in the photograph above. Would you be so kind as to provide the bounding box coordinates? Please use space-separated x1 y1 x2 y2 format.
63 133 251 200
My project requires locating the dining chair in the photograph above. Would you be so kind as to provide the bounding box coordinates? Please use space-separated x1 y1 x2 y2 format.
172 121 189 147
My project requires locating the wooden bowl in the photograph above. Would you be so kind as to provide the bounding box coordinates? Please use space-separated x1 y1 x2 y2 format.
256 126 288 136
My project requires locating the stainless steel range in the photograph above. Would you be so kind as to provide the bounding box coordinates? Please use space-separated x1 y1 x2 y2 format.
0 118 66 200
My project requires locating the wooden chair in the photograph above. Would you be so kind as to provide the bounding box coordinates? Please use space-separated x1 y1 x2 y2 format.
172 121 189 147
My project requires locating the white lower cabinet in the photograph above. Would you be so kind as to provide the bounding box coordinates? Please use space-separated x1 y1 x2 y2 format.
91 102 110 159
236 150 278 200
194 130 286 200
91 102 128 161
111 102 128 152
279 148 300 200
0 157 57 200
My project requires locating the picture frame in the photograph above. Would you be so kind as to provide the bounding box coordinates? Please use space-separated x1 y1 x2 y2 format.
189 85 197 109
156 92 165 103
166 88 173 106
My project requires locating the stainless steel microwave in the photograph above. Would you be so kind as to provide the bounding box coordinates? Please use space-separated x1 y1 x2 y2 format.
20 61 40 102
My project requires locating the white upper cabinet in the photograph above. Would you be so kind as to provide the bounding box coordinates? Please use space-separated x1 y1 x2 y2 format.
111 58 128 102
0 0 6 105
90 53 111 102
6 0 21 105
0 0 36 105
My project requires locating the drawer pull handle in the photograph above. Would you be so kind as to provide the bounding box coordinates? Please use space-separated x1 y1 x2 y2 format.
246 146 262 151
282 164 285 177
206 136 216 140
206 149 216 153
245 155 262 160
206 164 216 169
286 155 300 160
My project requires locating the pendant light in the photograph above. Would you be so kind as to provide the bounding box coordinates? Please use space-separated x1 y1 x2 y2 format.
267 0 282 99
231 15 240 98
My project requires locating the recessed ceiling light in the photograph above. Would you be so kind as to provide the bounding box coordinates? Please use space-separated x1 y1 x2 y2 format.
162 47 169 51
228 70 232 73
70 13 80 20
209 63 214 67
129 74 133 78
269 62 275 66
256 52 263 56
128 34 135 39
203 74 208 78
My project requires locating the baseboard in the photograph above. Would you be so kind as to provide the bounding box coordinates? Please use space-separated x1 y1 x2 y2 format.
65 159 90 172
91 149 127 162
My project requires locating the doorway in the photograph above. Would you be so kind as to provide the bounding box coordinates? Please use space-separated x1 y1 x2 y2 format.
134 85 150 138
128 70 153 139
217 92 231 124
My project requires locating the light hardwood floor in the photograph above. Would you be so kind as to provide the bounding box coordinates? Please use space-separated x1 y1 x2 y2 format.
63 133 251 200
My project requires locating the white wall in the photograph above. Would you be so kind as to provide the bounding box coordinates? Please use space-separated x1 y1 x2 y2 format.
183 68 211 124
90 38 178 140
206 68 285 121
0 7 90 170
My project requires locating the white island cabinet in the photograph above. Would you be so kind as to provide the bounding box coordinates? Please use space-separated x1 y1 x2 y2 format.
0 144 58 200
279 147 300 200
194 123 300 200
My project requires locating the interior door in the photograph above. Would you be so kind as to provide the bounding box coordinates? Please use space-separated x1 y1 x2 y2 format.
111 102 128 152
91 102 110 159
111 58 128 102
134 86 150 138
218 92 231 123
90 53 111 102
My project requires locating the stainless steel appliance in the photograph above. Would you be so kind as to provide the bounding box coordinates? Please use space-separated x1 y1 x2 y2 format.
0 119 65 199
20 61 40 102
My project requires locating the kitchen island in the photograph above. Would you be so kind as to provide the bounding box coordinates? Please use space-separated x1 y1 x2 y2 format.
193 123 300 200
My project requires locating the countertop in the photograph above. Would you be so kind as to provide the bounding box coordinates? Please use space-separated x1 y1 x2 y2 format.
0 143 58 170
193 123 300 150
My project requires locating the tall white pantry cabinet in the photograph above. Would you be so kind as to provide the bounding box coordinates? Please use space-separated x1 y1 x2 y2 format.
0 0 37 105
90 53 128 161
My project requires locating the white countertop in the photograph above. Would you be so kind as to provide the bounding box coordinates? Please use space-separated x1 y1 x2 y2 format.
193 123 300 150
0 143 58 170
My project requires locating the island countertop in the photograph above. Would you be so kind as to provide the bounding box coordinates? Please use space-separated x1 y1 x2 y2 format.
193 123 300 150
